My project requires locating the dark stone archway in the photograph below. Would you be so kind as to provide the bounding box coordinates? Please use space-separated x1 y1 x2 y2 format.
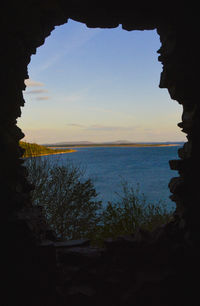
1 2 199 305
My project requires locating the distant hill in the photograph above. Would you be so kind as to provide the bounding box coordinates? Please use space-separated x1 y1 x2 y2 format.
43 140 135 146
58 141 94 145
43 140 184 148
99 140 133 145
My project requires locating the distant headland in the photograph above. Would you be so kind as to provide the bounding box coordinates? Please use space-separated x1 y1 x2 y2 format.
20 140 184 158
44 140 184 148
20 141 76 157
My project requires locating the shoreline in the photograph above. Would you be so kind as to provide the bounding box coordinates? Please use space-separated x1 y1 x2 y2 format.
23 143 180 158
24 149 77 158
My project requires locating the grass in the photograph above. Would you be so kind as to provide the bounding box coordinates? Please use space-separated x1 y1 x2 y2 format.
20 141 76 157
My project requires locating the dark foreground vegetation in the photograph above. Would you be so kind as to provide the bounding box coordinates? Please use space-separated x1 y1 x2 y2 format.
24 148 174 246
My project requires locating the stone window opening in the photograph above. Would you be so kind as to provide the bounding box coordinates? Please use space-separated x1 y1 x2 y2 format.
2 3 199 306
18 19 184 241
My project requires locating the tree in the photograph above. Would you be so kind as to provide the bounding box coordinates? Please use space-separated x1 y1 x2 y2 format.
25 156 102 240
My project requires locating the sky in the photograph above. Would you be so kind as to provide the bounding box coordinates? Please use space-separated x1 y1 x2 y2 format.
18 19 185 144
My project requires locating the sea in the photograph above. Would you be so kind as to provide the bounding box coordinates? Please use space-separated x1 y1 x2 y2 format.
47 145 181 212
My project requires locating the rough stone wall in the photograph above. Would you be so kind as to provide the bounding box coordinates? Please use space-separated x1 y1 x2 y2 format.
157 20 200 242
1 1 199 305
1 2 68 305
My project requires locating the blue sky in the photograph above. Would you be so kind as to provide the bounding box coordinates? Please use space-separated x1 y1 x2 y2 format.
18 19 185 144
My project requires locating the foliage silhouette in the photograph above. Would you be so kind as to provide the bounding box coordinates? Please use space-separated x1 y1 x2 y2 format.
25 155 102 240
90 180 173 245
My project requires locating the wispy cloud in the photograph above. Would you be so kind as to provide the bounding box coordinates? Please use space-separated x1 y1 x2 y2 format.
24 79 49 100
38 26 101 72
67 123 86 128
36 96 50 101
67 123 136 131
25 79 44 87
87 125 132 131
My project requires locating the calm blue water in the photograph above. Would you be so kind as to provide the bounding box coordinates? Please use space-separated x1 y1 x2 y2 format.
47 146 180 211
